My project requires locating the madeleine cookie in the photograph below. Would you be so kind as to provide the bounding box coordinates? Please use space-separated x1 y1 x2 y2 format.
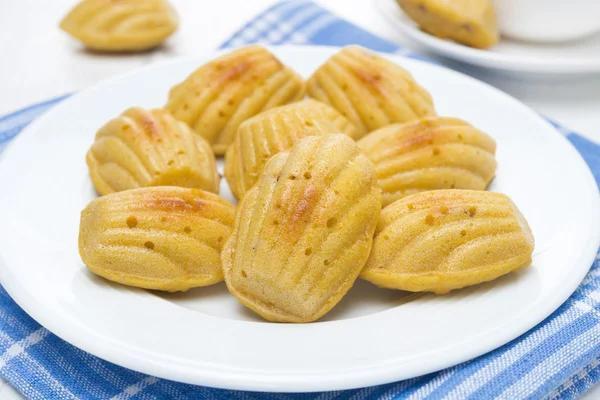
357 117 496 206
396 0 499 49
224 99 357 200
307 46 435 138
60 0 178 52
166 45 306 154
361 190 534 294
223 134 381 322
87 107 219 196
79 187 236 291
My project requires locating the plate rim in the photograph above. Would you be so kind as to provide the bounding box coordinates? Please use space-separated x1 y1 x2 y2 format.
375 0 600 75
0 44 599 392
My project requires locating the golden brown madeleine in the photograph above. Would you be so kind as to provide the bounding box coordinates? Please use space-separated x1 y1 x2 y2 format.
223 134 381 322
306 46 435 139
165 45 306 155
396 0 499 49
224 99 358 200
87 107 220 196
79 187 236 291
357 117 497 207
361 190 534 294
60 0 179 52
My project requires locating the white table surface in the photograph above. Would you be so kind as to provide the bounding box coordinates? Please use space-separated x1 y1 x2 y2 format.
0 1 599 398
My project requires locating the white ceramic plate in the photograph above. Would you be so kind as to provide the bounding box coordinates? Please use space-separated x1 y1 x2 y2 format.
376 0 600 77
0 46 598 393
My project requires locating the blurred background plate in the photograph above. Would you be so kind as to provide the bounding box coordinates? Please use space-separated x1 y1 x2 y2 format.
376 0 600 77
0 46 598 392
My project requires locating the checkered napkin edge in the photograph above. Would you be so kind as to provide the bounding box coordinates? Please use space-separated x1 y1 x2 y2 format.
0 1 600 399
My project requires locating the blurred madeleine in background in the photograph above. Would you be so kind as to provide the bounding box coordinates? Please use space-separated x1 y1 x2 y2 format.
60 0 179 52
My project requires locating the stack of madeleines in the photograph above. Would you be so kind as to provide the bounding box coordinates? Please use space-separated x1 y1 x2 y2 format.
79 44 534 323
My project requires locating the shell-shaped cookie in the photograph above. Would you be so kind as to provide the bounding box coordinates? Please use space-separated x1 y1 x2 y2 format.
396 0 499 49
166 45 306 155
306 46 436 139
224 99 358 200
223 134 381 322
87 107 220 196
60 0 179 52
361 190 534 294
357 116 497 206
79 187 236 291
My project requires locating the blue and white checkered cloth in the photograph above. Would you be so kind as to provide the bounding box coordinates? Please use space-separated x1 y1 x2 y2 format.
1 1 600 399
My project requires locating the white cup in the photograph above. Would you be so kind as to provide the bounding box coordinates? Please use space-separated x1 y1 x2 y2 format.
492 0 600 42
